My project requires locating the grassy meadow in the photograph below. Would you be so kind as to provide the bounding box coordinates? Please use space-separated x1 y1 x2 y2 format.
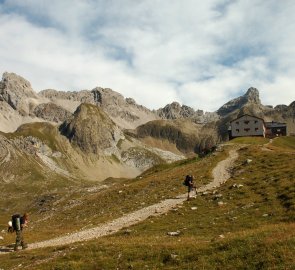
0 145 227 245
270 136 295 150
229 136 270 145
0 138 295 269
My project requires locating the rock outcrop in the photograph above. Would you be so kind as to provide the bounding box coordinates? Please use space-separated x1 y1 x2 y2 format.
33 103 72 123
0 72 39 116
59 103 123 154
0 72 50 132
156 102 203 119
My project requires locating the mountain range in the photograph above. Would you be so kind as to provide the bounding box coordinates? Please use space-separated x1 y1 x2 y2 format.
0 72 294 183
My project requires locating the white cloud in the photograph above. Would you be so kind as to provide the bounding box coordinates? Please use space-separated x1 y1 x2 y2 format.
0 0 294 111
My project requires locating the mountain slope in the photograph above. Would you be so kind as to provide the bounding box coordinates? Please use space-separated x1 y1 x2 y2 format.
12 147 238 250
0 72 185 184
0 139 294 269
0 71 294 185
0 105 184 188
127 119 219 155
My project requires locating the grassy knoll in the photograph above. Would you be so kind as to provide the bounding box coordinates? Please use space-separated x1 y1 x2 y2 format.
1 142 294 269
270 136 295 151
229 137 270 145
3 122 61 151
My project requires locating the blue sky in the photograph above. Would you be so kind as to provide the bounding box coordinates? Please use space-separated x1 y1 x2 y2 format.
0 0 294 111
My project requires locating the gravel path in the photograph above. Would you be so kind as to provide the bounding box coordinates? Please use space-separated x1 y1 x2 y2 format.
1 146 240 253
198 148 239 192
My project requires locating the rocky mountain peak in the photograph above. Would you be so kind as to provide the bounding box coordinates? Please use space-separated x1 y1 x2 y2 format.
126 97 136 105
39 86 158 129
244 87 261 104
157 102 203 120
59 103 123 154
33 103 72 123
91 87 125 107
274 104 288 111
217 87 262 116
2 72 33 90
1 72 37 99
170 101 181 109
0 72 39 115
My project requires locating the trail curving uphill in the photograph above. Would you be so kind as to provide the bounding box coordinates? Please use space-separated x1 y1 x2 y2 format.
1 146 240 253
198 148 239 193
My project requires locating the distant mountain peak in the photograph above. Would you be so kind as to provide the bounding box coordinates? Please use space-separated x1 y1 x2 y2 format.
0 72 38 115
217 87 262 116
59 103 123 154
1 72 36 96
156 102 204 120
245 87 260 104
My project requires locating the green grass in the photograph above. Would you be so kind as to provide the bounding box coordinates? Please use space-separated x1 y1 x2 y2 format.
271 136 295 150
141 155 200 176
110 154 120 163
0 148 227 245
2 122 61 151
2 225 294 270
116 138 124 149
1 144 294 269
229 137 270 145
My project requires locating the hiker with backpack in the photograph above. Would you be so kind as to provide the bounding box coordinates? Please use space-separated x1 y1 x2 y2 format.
183 174 196 200
9 213 29 251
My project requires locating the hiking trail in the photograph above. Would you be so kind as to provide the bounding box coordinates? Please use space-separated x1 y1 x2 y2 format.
0 146 240 253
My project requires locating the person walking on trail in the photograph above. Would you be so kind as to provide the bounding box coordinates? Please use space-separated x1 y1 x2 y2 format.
184 175 196 200
11 213 29 251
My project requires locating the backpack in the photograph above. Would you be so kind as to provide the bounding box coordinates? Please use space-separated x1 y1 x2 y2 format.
183 175 191 186
12 214 21 231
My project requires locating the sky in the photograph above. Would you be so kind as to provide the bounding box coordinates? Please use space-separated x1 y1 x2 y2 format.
0 0 294 112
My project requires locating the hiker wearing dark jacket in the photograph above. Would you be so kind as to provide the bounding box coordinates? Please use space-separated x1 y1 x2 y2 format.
186 175 196 200
14 213 28 251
